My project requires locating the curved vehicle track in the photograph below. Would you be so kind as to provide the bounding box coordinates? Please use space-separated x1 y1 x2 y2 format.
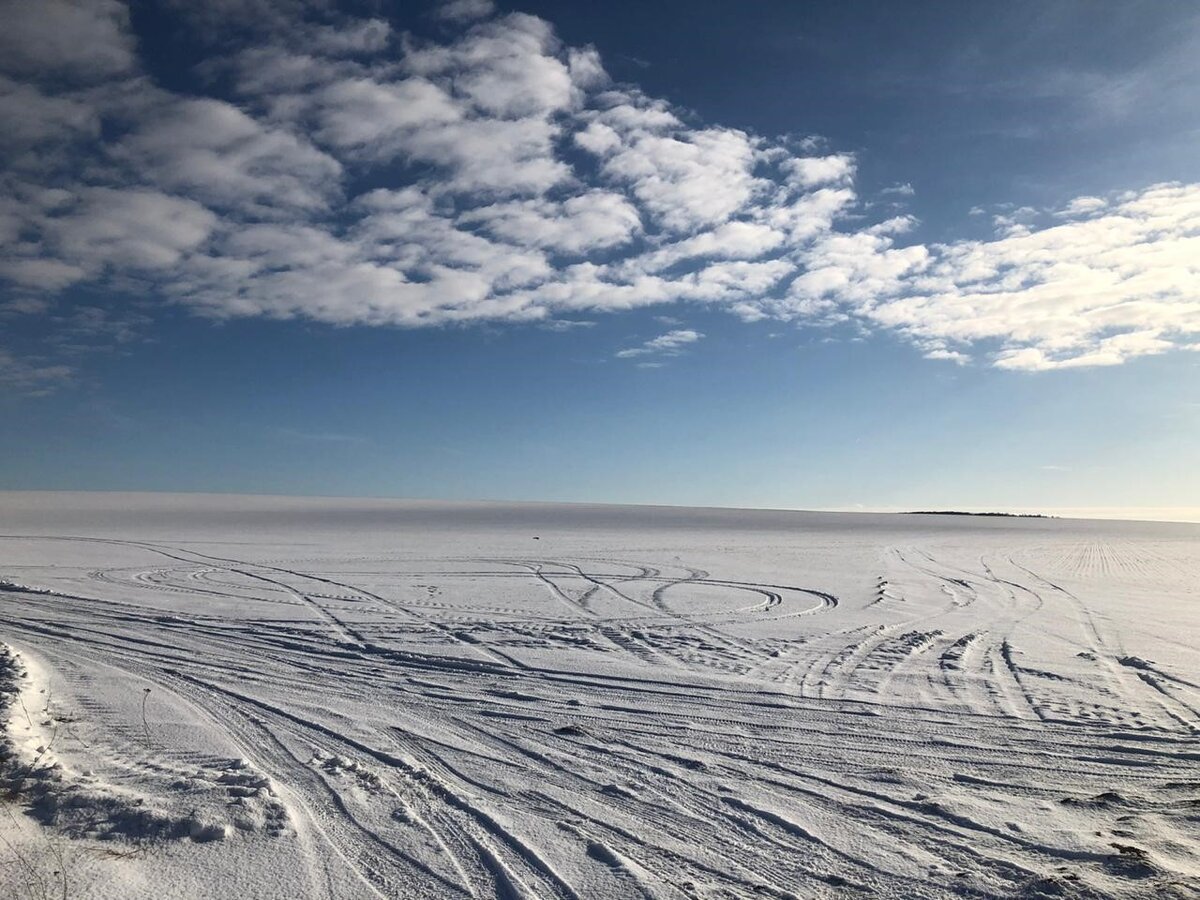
1 526 1198 898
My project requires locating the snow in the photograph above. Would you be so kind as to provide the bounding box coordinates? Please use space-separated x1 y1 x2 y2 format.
1 492 1198 898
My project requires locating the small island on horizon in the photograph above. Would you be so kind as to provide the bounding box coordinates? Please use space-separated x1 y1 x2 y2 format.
902 511 1055 518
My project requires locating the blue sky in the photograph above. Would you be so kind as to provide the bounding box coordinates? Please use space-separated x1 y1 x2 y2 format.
1 0 1197 516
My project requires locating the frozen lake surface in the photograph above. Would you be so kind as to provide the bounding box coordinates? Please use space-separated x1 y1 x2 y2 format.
1 493 1198 898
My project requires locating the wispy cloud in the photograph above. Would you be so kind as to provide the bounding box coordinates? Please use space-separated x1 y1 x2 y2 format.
616 329 703 359
537 319 594 332
0 299 151 396
0 0 1197 376
433 0 496 24
0 348 74 396
274 427 370 445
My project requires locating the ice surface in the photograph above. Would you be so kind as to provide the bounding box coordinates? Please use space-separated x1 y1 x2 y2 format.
1 492 1198 898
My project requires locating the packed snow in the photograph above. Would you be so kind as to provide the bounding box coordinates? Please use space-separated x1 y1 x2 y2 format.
1 492 1197 898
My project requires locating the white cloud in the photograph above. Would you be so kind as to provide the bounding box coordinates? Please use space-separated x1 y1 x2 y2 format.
309 77 463 155
54 188 217 270
223 47 347 96
761 186 857 243
461 192 642 254
567 46 607 90
616 329 703 358
297 22 578 197
304 18 391 56
2 187 217 289
408 15 577 119
0 0 135 79
433 0 496 24
0 257 89 291
573 121 621 155
625 221 785 275
690 259 793 300
783 154 855 189
786 230 930 311
0 78 99 155
399 116 571 196
767 182 1200 369
1056 195 1107 217
589 114 764 232
117 97 343 216
992 332 1177 371
923 347 970 365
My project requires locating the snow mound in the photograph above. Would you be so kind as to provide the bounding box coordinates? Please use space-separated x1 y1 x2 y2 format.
1 644 285 847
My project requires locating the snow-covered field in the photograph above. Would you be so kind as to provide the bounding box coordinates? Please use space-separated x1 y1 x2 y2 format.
1 492 1197 899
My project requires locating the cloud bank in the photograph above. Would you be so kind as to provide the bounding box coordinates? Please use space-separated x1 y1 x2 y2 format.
1 0 1197 373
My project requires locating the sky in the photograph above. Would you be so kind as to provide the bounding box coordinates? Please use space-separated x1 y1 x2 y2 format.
0 0 1197 518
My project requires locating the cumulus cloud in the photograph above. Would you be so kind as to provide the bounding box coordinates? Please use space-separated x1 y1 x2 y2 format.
5 188 218 288
0 0 1196 376
1056 195 1107 217
0 0 135 79
115 97 343 215
461 192 642 254
0 3 841 333
0 78 100 157
782 153 855 189
586 109 765 231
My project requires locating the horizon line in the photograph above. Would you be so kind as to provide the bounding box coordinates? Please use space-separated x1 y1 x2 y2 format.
2 489 1197 526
